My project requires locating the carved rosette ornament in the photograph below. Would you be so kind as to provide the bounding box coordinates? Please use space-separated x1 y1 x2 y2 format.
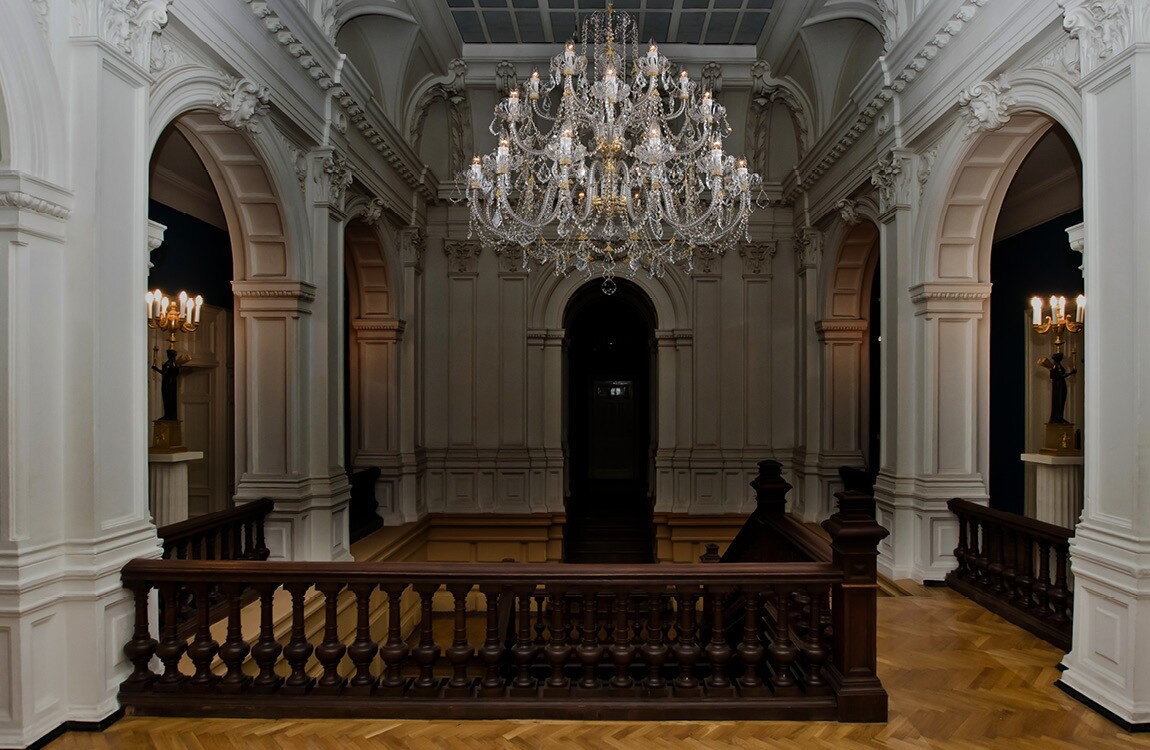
957 75 1016 135
739 241 777 278
444 240 481 275
400 227 426 272
837 199 862 226
214 76 272 134
1059 0 1135 75
793 228 823 273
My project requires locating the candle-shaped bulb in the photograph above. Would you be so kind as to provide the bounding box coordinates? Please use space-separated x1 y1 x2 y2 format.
564 40 576 67
145 291 154 317
1049 295 1059 322
194 294 203 323
1031 296 1043 326
1076 294 1086 323
647 43 659 69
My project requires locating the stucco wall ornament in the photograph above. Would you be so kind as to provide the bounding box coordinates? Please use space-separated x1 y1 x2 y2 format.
214 76 272 133
871 151 913 213
444 240 481 275
495 60 517 97
701 62 723 95
361 198 385 226
794 228 823 273
957 75 1016 135
1059 0 1134 75
750 61 810 156
690 245 722 275
918 146 938 196
400 227 426 271
319 153 354 205
878 0 899 53
837 199 862 226
100 0 172 70
739 241 777 277
410 59 473 175
0 191 71 220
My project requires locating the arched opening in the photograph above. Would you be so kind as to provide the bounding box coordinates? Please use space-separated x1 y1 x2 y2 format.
343 218 401 534
148 123 236 520
821 220 881 497
563 280 656 563
988 123 1083 518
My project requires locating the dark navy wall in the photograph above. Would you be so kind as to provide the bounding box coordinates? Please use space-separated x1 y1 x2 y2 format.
989 210 1083 514
147 200 233 309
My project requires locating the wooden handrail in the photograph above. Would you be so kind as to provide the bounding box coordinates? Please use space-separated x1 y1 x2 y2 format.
123 558 842 587
946 498 1073 651
947 498 1072 545
157 498 273 561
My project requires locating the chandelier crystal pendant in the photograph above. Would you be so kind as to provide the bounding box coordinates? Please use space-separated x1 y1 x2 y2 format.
460 1 764 291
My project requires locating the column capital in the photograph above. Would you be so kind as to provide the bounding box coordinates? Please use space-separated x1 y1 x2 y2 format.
444 239 481 276
1059 0 1145 77
399 226 426 272
794 227 823 274
909 282 991 316
871 148 916 217
816 318 868 342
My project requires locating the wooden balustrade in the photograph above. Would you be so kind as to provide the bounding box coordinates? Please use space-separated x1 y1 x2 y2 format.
157 497 273 561
946 498 1073 651
118 492 889 722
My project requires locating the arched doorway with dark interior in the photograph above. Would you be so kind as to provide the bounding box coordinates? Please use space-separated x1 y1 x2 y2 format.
989 122 1083 518
563 279 657 563
147 122 236 521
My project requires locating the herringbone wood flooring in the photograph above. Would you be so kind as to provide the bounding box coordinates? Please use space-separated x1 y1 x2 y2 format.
50 584 1150 749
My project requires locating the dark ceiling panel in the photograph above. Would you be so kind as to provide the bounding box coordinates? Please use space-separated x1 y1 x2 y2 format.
446 0 773 45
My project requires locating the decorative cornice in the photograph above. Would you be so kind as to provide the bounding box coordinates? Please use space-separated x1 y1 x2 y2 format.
0 191 71 220
739 240 777 277
1059 0 1135 76
238 0 435 203
444 239 481 275
957 75 1016 135
909 282 992 312
213 75 272 134
816 319 869 332
788 0 990 199
352 317 406 334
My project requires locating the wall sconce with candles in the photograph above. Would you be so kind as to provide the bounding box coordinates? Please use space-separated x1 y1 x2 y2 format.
145 288 202 451
1030 293 1084 454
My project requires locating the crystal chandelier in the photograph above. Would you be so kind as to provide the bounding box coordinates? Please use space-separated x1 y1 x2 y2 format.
461 1 764 291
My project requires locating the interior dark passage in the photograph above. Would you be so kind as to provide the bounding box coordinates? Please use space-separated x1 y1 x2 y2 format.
563 280 656 563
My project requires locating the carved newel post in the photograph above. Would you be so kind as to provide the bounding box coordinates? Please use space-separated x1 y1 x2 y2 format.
750 459 791 516
821 490 890 721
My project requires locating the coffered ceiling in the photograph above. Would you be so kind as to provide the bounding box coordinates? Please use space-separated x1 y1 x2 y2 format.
442 0 776 46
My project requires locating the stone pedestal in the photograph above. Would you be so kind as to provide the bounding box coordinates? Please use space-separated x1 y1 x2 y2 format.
148 450 204 527
1021 452 1083 529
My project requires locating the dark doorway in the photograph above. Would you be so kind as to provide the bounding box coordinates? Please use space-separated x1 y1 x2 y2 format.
563 280 656 563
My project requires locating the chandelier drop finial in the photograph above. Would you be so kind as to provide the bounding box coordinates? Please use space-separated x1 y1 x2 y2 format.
459 4 765 283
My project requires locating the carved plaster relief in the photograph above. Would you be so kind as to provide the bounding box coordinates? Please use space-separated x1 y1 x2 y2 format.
214 76 272 133
957 75 1016 135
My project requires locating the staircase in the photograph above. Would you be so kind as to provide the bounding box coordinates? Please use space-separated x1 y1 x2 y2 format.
563 488 654 563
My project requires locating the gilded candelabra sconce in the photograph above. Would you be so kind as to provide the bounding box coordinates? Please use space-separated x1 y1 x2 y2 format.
1030 294 1084 455
146 288 203 451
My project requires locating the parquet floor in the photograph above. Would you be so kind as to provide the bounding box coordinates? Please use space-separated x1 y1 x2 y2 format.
50 584 1150 749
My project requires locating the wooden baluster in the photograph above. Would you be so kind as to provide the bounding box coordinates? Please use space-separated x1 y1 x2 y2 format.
478 586 507 697
1049 542 1071 626
576 590 604 692
186 582 219 691
219 526 231 560
282 582 315 694
254 512 270 560
966 517 984 582
988 523 1005 593
510 586 538 696
609 592 636 694
231 522 243 560
1034 540 1052 616
543 589 572 696
205 532 217 561
445 584 475 697
704 586 733 696
1015 532 1035 610
563 595 576 647
954 511 968 577
641 590 669 696
1002 529 1019 603
314 582 347 693
974 519 990 586
189 534 201 560
378 584 409 695
533 594 547 649
768 586 798 695
346 583 379 694
120 582 157 692
217 582 251 693
803 586 829 693
250 583 283 692
673 590 702 696
630 594 644 649
154 583 186 692
736 589 766 696
601 593 614 645
242 519 256 559
411 584 442 696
